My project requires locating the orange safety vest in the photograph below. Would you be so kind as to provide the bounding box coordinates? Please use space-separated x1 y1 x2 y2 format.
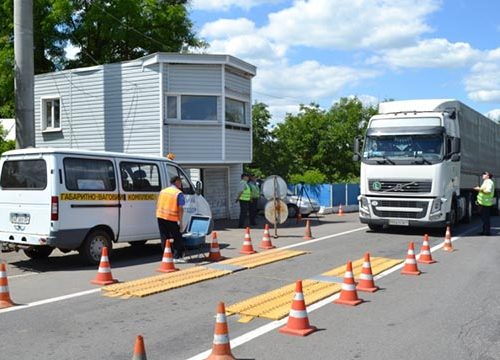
156 187 182 221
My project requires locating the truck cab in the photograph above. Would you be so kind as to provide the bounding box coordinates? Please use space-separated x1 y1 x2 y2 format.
355 99 499 231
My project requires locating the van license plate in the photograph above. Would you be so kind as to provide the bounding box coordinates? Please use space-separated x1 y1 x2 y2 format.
10 213 30 225
389 219 409 226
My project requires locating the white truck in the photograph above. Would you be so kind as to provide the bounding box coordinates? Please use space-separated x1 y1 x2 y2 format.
0 148 212 264
354 99 500 231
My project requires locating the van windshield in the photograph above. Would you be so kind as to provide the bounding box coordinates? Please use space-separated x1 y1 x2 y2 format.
0 160 47 189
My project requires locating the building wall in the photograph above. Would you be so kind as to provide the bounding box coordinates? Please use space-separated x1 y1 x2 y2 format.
202 167 229 219
228 163 244 219
34 62 161 155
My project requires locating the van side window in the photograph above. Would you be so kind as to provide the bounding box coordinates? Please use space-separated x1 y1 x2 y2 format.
0 160 47 190
165 164 195 195
64 158 116 191
120 162 161 192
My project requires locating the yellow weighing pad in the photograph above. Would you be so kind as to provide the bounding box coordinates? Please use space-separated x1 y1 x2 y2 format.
226 257 403 322
102 249 306 298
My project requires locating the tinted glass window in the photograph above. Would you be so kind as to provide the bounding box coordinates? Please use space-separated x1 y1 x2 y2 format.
120 162 161 192
1 160 47 190
181 95 217 121
64 158 116 191
165 164 195 195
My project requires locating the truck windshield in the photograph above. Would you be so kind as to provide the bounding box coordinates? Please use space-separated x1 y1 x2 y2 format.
363 134 443 163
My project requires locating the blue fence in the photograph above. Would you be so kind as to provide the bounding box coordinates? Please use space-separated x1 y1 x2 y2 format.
289 183 360 207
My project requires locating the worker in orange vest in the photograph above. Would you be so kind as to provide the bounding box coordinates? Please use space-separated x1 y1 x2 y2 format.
157 175 186 263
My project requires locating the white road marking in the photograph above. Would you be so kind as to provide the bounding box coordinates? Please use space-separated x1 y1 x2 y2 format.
9 272 39 279
280 226 368 250
186 225 480 360
0 289 101 314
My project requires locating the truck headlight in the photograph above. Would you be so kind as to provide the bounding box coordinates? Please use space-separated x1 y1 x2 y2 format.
359 196 370 215
430 198 442 214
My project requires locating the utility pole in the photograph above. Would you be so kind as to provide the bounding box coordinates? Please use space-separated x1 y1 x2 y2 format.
14 0 35 149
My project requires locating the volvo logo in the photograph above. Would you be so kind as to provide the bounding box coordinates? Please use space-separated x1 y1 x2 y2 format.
372 181 382 191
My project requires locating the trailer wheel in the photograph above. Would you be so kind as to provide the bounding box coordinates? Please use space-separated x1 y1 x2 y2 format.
79 229 112 265
23 246 54 260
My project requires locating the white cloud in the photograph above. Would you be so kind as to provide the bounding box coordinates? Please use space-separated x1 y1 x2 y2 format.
486 109 500 122
191 0 284 11
254 61 379 100
370 38 480 68
200 18 256 38
263 0 440 50
465 48 500 102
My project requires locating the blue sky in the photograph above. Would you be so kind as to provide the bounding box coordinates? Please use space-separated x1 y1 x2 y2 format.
189 0 500 123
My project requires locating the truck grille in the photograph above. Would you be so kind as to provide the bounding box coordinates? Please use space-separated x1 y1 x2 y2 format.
369 180 432 193
372 200 428 219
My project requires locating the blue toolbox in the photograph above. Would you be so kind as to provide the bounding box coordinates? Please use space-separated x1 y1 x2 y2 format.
182 215 211 248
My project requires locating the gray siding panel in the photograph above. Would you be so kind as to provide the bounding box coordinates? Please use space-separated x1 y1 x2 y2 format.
167 64 222 94
167 125 222 162
228 164 243 219
34 63 161 155
225 129 251 162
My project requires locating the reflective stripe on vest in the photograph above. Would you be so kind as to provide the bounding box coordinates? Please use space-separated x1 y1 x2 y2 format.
477 179 495 206
239 181 251 201
156 187 182 221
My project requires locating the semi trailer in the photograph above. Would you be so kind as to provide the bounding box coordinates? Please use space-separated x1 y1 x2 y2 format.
354 99 500 230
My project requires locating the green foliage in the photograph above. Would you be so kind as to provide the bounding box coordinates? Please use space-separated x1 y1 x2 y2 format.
245 102 276 178
66 0 205 68
0 124 15 154
0 0 204 117
249 97 378 184
290 169 326 185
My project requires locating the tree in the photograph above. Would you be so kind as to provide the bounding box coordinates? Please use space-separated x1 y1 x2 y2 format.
0 0 204 117
0 124 15 154
245 102 276 178
270 98 377 183
66 0 205 68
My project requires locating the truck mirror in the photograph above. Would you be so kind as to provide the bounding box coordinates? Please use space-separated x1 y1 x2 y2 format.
450 153 460 162
195 181 203 195
352 154 361 161
451 138 460 154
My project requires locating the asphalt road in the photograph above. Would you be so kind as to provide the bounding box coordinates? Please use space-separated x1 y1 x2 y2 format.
1 213 499 360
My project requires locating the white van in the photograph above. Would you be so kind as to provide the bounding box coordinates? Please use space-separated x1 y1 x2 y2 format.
0 148 212 264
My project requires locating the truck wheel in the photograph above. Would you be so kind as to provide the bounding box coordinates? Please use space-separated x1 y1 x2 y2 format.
23 246 54 260
448 202 457 226
79 229 112 265
368 224 383 232
287 204 299 219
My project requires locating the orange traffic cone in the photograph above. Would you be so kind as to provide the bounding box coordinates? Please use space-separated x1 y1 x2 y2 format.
356 252 379 293
207 302 236 360
90 247 118 285
334 261 363 306
259 224 276 250
157 239 179 273
401 242 421 275
303 220 313 240
0 263 15 309
279 280 317 336
239 227 257 255
132 335 147 360
442 226 454 252
207 232 225 262
418 234 436 264
337 204 344 216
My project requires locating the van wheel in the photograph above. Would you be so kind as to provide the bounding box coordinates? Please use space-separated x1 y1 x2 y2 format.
23 246 54 260
79 229 112 265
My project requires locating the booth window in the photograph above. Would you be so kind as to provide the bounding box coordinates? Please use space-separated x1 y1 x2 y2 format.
225 98 246 124
181 95 217 121
42 98 61 131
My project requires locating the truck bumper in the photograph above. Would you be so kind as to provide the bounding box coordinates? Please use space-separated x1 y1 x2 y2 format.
359 217 448 228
